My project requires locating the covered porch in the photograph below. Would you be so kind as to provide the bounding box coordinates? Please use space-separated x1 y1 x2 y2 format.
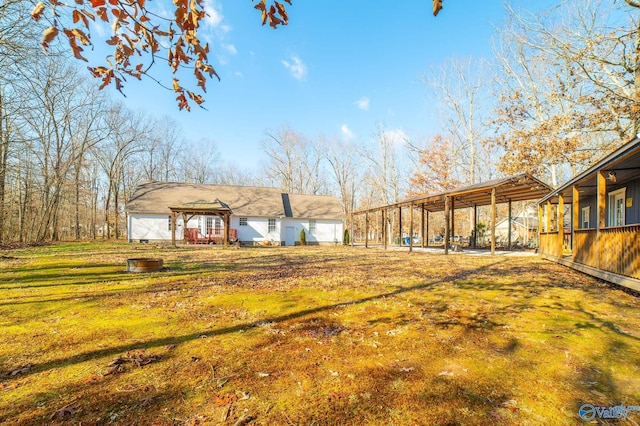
538 138 640 291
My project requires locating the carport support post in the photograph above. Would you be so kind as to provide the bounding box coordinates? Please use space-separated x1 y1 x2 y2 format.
426 210 430 247
409 204 414 252
472 204 477 248
398 206 402 246
507 199 512 250
421 204 425 248
451 197 455 246
365 212 369 248
383 209 387 250
596 171 606 269
444 196 450 255
491 188 496 255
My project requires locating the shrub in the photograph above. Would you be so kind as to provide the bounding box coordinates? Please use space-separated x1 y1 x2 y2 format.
343 229 350 245
300 228 306 245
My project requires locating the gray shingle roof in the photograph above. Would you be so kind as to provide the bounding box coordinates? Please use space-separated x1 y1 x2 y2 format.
126 182 344 220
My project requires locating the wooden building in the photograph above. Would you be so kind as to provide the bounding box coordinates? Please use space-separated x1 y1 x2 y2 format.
538 138 640 291
353 173 552 254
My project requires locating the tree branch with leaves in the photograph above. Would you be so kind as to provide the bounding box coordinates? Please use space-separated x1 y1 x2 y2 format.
31 0 291 111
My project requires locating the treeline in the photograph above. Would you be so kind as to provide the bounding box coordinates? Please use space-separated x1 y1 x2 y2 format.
2 0 640 244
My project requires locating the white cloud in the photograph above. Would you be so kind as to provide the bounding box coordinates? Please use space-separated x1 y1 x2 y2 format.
222 43 237 55
384 129 408 145
282 55 307 80
341 124 354 140
203 0 223 27
355 97 370 111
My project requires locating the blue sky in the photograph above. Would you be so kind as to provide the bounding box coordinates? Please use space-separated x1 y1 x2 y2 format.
101 0 549 170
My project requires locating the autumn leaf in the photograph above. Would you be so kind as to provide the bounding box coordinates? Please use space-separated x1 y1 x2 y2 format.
91 0 105 7
50 404 79 420
254 0 267 25
275 1 288 24
31 2 46 21
213 393 238 407
41 27 59 50
172 78 182 93
176 93 190 111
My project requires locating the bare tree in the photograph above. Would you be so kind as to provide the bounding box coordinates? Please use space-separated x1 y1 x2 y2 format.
261 126 326 194
323 137 361 217
491 0 640 185
94 103 149 239
423 56 494 185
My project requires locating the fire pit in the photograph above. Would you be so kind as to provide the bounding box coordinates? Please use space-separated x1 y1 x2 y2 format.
127 258 163 273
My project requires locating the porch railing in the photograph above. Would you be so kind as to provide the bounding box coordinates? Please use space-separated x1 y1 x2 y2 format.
573 225 640 280
539 231 562 258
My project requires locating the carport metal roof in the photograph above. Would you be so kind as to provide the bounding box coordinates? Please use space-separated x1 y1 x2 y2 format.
355 173 553 214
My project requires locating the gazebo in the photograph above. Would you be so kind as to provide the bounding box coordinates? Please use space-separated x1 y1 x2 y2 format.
353 173 553 254
168 199 232 246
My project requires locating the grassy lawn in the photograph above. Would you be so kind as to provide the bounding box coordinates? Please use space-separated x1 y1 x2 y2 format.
1 242 639 425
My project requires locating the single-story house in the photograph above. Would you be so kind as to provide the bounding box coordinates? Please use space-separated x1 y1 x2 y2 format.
125 182 345 246
494 213 538 246
538 137 640 291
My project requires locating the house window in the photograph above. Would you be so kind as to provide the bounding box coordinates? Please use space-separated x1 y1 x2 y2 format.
239 217 248 226
268 218 276 233
206 217 213 231
581 206 590 229
168 216 172 231
309 219 316 233
215 218 222 234
608 188 626 227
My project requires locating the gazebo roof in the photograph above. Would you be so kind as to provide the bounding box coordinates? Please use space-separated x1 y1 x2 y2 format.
169 199 232 215
356 173 552 214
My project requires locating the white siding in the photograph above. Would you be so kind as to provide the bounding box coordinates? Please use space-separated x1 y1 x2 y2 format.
283 219 343 245
129 214 342 244
231 217 279 242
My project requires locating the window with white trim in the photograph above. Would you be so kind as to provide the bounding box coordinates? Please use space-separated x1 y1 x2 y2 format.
268 218 276 233
608 188 626 227
309 219 316 233
239 217 248 226
206 217 213 231
581 206 590 229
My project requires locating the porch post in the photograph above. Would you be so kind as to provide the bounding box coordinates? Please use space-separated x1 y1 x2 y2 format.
224 212 229 247
171 211 177 246
558 193 565 257
425 209 430 247
182 213 188 244
573 185 580 259
538 203 543 249
491 188 496 255
546 201 552 235
596 171 607 269
444 196 450 255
